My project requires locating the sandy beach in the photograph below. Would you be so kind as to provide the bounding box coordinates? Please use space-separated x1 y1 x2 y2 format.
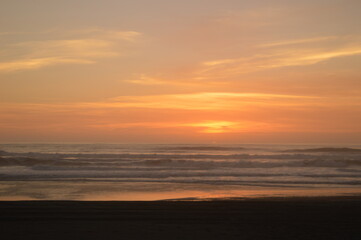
1 196 360 240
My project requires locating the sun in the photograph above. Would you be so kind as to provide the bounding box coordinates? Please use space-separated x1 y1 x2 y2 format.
183 121 241 133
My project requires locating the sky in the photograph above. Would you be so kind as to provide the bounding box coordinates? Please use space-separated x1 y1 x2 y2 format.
0 0 361 144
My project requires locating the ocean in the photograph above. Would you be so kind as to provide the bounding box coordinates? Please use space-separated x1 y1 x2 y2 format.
0 143 361 200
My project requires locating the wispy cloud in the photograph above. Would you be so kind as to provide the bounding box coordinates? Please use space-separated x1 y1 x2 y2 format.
126 35 361 86
71 28 141 42
199 36 361 78
101 92 318 110
0 29 141 72
0 57 94 71
125 75 175 85
258 36 339 48
88 120 277 133
125 74 225 86
0 92 320 112
2 92 358 114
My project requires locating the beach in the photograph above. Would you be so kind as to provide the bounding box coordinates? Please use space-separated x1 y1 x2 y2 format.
1 144 361 239
1 197 361 240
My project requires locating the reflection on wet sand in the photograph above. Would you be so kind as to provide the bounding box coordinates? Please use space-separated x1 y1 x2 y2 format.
1 181 361 201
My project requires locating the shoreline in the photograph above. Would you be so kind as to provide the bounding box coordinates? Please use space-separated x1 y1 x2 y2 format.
2 194 361 201
159 194 361 201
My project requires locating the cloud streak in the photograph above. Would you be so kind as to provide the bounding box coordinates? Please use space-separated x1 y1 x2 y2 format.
199 36 361 78
106 92 318 110
200 47 361 78
0 57 95 71
0 29 141 72
258 36 339 48
121 35 361 87
88 120 278 133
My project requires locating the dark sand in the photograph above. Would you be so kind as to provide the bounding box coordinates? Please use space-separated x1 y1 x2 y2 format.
1 196 360 240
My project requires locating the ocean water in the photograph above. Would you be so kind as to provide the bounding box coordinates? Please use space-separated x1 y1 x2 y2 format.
0 143 361 200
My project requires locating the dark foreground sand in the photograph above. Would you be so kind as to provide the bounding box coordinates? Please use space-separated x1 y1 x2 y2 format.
1 196 360 240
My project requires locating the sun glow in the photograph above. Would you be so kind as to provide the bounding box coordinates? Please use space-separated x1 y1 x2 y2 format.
184 121 239 133
183 121 272 133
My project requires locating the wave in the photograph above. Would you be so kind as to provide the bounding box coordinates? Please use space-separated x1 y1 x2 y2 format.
1 155 361 168
1 172 360 186
2 151 356 161
0 156 89 167
284 147 361 153
139 159 361 168
0 150 8 156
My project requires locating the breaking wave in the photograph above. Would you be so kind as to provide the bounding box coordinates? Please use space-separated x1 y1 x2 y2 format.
284 147 361 153
1 153 361 168
1 144 361 188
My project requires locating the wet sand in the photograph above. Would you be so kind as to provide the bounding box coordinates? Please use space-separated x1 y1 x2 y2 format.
1 196 360 240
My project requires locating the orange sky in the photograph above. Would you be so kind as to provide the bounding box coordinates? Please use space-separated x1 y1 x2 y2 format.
0 0 361 143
